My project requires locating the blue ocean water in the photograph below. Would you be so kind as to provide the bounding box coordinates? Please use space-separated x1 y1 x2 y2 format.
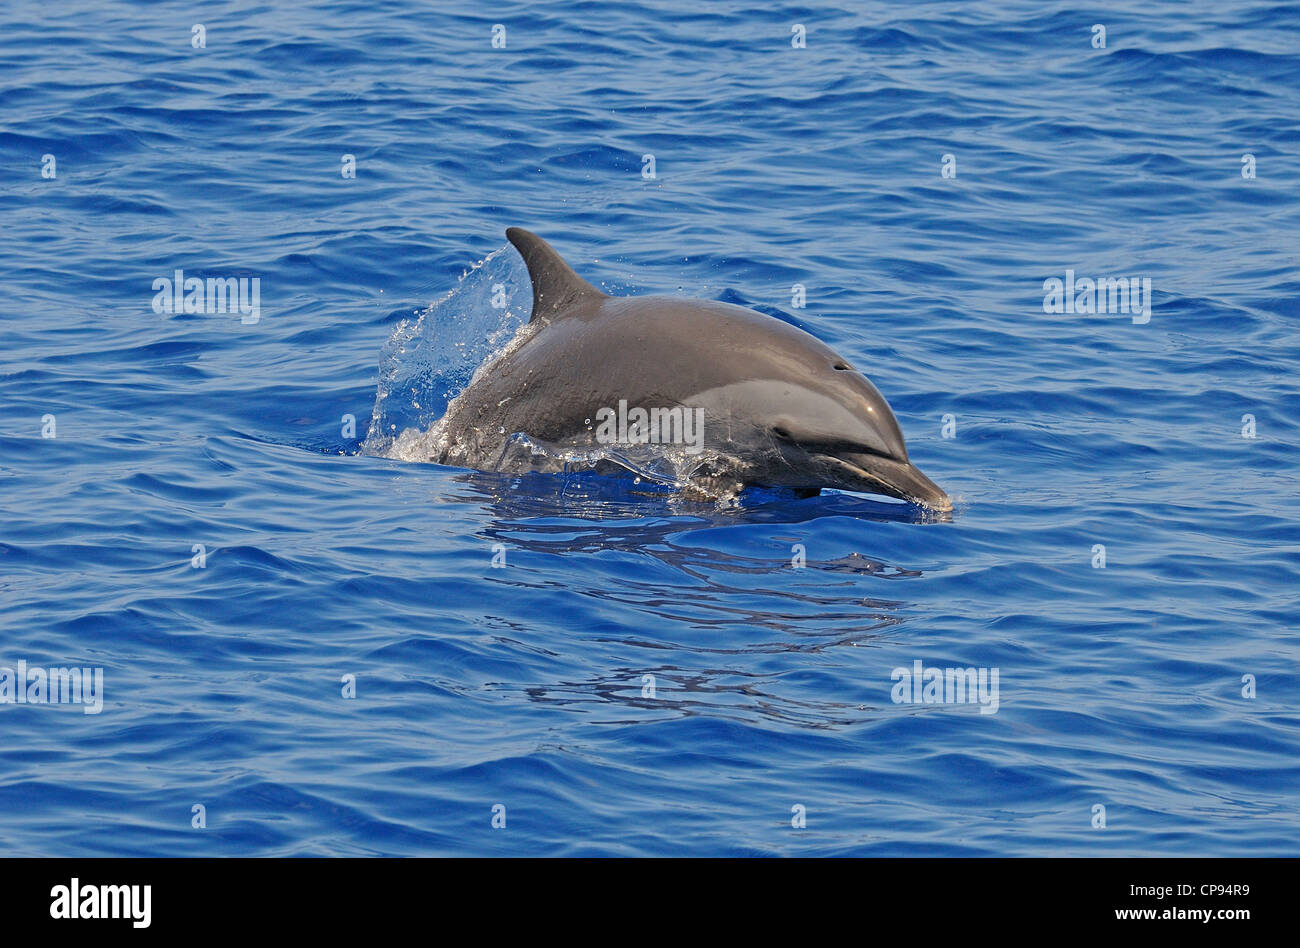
2 0 1298 856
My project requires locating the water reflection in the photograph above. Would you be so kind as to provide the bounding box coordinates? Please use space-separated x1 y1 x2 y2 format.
445 469 931 730
519 665 877 729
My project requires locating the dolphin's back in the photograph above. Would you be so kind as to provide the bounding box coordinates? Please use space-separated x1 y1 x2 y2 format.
445 293 842 446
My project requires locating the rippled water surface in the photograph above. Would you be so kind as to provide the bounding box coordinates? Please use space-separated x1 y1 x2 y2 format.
2 0 1298 856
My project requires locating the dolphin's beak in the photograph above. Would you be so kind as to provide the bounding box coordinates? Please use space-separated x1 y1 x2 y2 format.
823 453 953 512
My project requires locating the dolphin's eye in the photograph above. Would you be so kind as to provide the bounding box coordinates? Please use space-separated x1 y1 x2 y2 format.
772 426 793 441
833 362 851 371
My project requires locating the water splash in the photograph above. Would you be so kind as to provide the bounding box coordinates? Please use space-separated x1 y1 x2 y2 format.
362 245 530 456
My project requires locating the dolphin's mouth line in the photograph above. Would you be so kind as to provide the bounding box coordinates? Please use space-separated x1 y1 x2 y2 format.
814 453 953 513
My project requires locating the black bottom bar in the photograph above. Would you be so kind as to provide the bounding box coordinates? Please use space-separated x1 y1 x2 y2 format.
2 857 1284 934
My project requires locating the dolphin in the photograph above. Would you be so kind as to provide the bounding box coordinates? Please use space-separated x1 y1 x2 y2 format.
428 228 952 512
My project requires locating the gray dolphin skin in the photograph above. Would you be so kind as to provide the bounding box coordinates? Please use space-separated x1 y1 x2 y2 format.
432 228 953 512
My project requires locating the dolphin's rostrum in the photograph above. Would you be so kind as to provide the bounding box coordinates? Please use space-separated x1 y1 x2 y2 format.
430 228 953 512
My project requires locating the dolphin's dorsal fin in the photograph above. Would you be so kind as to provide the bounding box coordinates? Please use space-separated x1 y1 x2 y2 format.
506 227 607 323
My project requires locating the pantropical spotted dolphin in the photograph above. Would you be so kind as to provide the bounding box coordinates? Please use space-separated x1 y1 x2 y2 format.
430 228 952 511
